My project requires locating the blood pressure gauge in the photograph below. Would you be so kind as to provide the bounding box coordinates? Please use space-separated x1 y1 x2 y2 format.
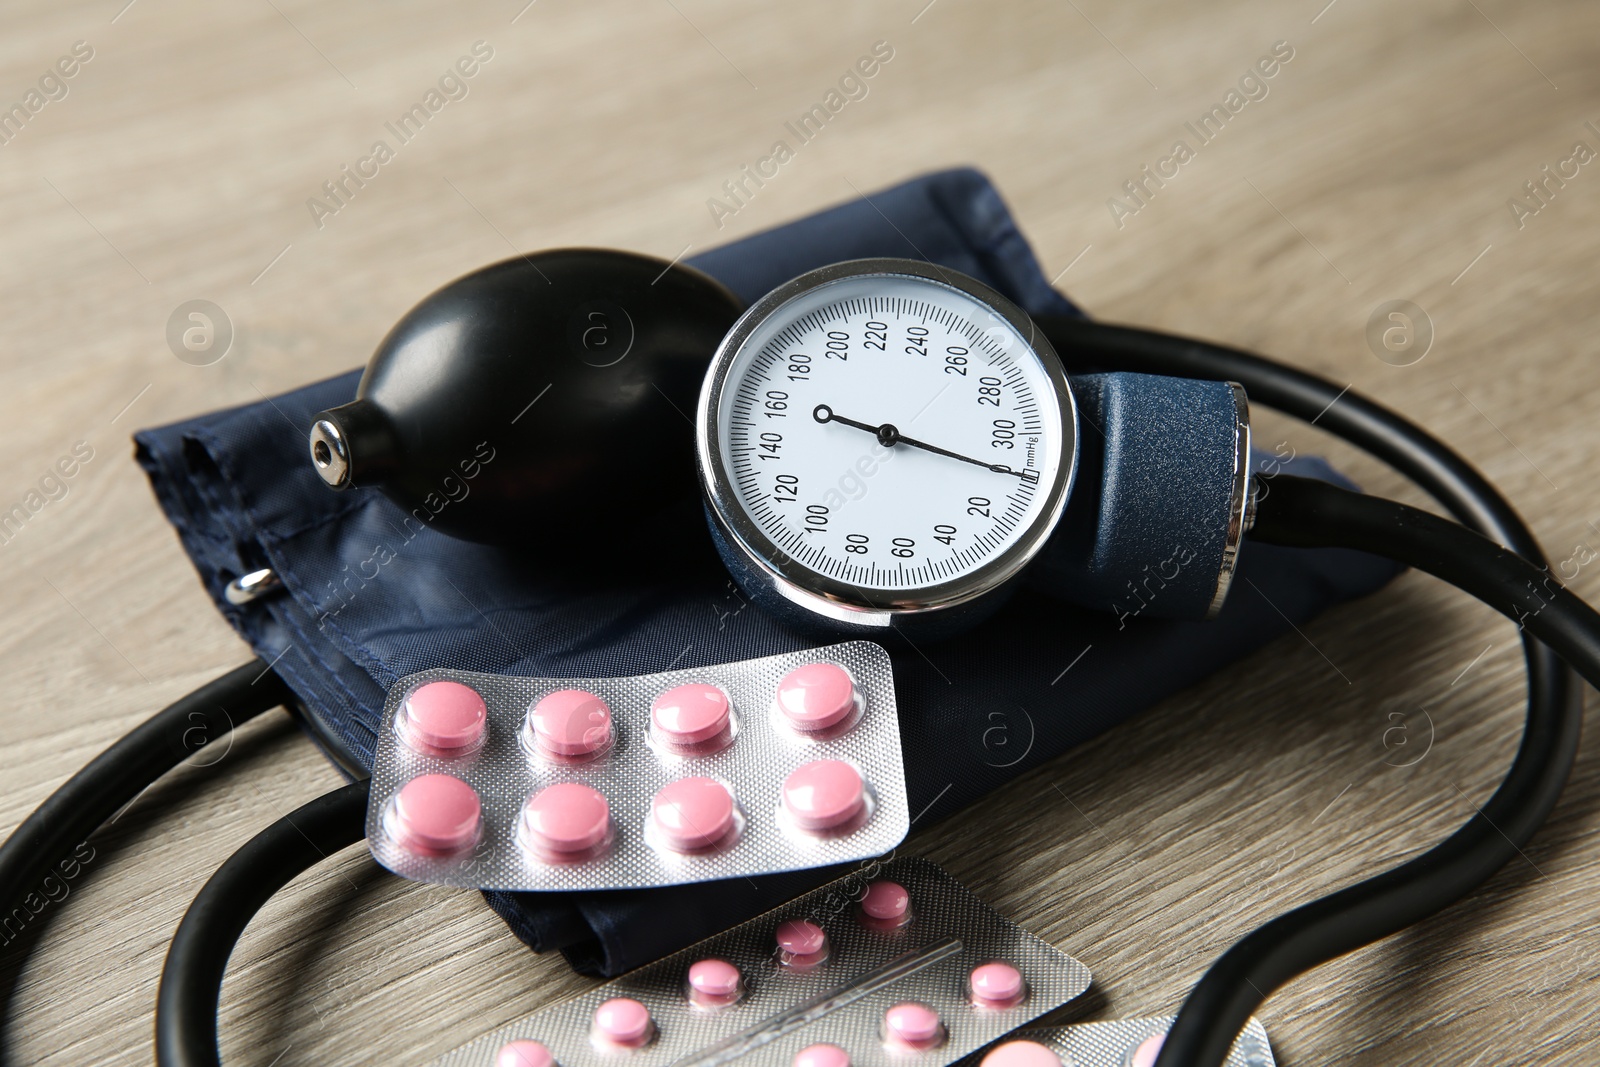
696 259 1078 632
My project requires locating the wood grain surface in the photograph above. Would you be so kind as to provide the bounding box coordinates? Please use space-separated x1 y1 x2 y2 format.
3 1 1599 1063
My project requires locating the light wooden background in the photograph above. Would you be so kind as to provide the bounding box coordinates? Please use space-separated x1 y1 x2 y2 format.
3 1 1599 1063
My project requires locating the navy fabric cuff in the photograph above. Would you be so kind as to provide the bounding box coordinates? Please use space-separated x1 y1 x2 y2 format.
133 168 1399 976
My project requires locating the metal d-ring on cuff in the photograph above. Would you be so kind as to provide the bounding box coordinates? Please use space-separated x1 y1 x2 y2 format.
224 568 283 605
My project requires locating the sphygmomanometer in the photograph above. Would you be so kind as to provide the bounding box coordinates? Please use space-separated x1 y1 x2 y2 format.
0 170 1591 1067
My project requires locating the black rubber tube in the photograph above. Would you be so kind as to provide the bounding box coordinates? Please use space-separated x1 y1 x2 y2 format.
1036 316 1582 1067
155 778 370 1067
0 660 290 936
1039 315 1534 548
1138 475 1589 1066
1253 476 1600 679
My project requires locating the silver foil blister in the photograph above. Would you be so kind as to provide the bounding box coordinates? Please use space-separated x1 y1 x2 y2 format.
366 641 909 890
978 1018 1274 1067
431 856 1092 1067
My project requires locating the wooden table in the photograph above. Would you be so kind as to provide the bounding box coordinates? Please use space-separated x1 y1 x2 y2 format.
3 1 1598 1062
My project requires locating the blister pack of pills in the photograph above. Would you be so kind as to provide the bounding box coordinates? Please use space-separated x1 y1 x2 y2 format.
365 641 909 891
430 856 1092 1067
974 1018 1274 1067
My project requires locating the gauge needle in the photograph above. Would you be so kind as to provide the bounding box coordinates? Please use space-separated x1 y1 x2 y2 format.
813 404 1037 481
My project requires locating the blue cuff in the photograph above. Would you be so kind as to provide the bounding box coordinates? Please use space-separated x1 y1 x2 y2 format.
133 167 1398 977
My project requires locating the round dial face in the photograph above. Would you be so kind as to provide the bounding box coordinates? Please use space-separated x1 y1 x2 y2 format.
703 265 1073 611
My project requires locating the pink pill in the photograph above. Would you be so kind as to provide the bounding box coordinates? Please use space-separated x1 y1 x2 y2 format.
652 778 736 851
1131 1034 1165 1067
860 880 910 922
882 1002 945 1050
775 662 857 731
980 1041 1062 1067
652 683 731 745
522 783 610 854
402 680 487 753
774 918 827 956
968 961 1026 1008
685 958 743 1008
528 689 612 757
793 1045 850 1067
592 997 653 1048
781 760 865 832
497 1040 555 1067
392 774 481 853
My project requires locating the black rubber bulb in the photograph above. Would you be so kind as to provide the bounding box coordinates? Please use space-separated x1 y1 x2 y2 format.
308 248 743 551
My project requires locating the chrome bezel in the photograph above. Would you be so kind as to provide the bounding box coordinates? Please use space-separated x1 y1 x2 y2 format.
695 258 1079 628
1204 381 1252 619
